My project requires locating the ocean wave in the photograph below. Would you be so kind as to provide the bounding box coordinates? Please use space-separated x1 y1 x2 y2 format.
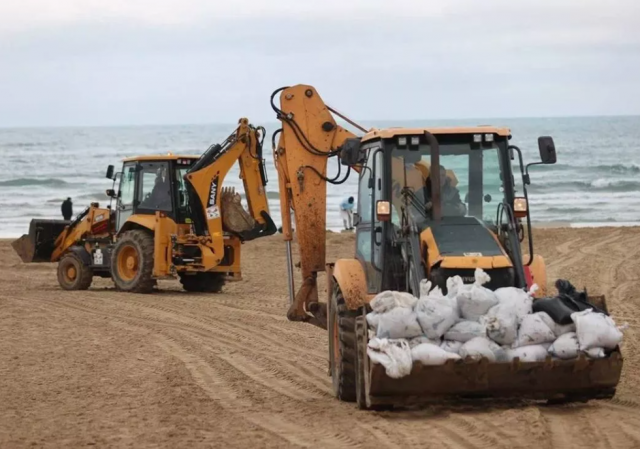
539 162 640 174
1 142 53 148
0 178 69 187
531 178 640 193
77 191 110 201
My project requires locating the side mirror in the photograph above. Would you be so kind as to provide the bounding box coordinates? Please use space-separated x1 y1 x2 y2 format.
106 165 115 179
537 136 557 164
339 138 363 165
106 189 117 199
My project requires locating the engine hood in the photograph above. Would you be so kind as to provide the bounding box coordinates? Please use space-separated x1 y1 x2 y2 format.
420 217 512 271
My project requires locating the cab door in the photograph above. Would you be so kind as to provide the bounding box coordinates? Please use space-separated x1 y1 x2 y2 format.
355 148 384 293
116 162 137 232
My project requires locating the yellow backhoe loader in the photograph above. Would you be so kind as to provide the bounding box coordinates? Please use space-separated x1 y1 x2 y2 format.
271 85 623 408
12 118 276 293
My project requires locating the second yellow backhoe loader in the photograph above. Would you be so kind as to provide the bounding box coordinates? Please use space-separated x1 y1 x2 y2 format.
12 118 276 293
271 85 623 408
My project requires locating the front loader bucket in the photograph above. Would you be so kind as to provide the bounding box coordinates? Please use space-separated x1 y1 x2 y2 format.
365 351 622 407
11 219 68 263
358 295 624 408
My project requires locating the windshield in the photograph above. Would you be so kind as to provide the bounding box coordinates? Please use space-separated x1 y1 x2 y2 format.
390 140 503 227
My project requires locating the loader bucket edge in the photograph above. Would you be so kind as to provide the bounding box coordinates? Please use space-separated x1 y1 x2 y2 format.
11 219 69 263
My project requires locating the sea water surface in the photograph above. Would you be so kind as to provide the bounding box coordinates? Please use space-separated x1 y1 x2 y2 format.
1 116 639 237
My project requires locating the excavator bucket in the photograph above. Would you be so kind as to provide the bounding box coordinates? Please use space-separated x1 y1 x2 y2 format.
358 295 623 408
11 219 68 263
220 187 256 234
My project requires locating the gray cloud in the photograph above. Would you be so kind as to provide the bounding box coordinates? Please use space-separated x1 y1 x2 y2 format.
1 0 639 126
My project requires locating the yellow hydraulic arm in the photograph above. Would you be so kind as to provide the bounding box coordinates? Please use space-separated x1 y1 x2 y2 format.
271 85 365 328
184 118 276 260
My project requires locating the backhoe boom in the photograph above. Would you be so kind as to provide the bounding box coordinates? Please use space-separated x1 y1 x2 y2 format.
272 85 361 328
185 118 277 258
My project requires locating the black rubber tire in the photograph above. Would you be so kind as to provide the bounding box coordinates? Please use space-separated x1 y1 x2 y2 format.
57 253 93 291
328 281 357 402
179 272 225 293
355 315 368 409
111 230 155 293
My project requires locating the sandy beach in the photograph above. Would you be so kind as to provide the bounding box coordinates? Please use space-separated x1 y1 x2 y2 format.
1 227 640 448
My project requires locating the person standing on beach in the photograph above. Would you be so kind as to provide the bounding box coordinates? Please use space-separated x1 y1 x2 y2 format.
340 197 355 230
61 197 73 221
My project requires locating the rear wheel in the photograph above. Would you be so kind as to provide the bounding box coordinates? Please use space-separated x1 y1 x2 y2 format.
179 272 225 293
111 230 155 293
57 253 93 290
328 281 357 402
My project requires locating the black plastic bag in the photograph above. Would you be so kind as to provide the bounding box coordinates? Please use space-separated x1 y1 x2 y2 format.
532 279 607 325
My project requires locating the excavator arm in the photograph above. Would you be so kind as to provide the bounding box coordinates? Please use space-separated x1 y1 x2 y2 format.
184 118 277 260
272 85 364 328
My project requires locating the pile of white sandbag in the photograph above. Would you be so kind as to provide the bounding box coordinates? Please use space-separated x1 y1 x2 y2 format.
366 268 626 379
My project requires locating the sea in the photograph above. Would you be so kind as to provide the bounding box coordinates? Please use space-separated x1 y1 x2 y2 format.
1 116 639 238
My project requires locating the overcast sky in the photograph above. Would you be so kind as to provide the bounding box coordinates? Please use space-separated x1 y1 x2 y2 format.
1 0 639 127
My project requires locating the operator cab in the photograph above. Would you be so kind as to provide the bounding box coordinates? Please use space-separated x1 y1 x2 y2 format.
105 155 199 232
353 126 556 295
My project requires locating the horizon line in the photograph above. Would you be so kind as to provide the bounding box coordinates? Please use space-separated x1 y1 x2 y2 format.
1 113 639 130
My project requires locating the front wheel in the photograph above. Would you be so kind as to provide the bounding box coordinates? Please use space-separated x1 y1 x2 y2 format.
57 252 93 290
328 281 357 402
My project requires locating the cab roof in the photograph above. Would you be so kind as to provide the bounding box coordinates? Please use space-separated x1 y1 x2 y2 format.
122 154 200 163
361 126 511 142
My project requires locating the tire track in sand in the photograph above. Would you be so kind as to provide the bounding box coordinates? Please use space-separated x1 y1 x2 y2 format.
50 297 332 401
51 297 362 448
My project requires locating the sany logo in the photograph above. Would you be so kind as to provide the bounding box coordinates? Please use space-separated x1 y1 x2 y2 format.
208 176 219 207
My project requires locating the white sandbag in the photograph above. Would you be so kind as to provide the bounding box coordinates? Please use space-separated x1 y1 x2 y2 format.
571 309 626 351
415 296 459 339
552 322 577 337
482 286 534 346
408 335 441 349
440 340 463 354
367 338 413 379
376 307 423 339
419 279 431 298
395 292 419 309
505 345 549 362
444 320 486 343
539 312 577 337
419 279 446 302
548 332 580 360
368 329 376 340
411 343 461 365
446 275 469 298
370 290 417 313
481 310 517 346
457 269 499 321
459 337 507 362
370 291 396 313
584 347 606 359
514 312 556 347
366 311 380 331
492 286 533 323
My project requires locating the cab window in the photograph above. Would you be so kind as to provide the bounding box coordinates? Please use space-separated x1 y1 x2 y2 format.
138 162 172 211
